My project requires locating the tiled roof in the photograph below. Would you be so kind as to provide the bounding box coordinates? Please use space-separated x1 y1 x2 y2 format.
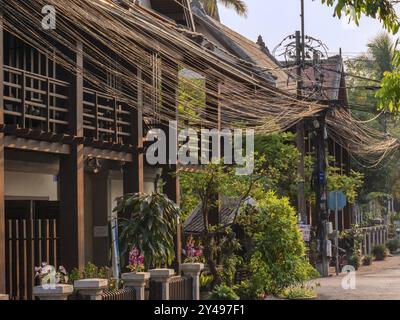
283 55 345 101
302 55 344 100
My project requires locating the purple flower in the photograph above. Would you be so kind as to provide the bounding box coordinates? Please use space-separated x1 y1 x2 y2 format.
128 247 145 272
59 266 67 275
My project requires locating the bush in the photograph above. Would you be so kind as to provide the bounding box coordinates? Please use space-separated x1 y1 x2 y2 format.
281 287 317 300
387 239 400 253
69 262 111 283
209 285 240 300
362 255 373 266
347 255 361 270
68 262 119 292
372 245 389 261
200 272 213 291
241 192 318 296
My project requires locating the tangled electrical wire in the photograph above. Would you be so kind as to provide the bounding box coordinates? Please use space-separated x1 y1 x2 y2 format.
2 0 400 168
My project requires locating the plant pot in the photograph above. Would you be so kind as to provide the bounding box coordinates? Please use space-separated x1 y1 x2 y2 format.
121 272 150 300
33 284 73 300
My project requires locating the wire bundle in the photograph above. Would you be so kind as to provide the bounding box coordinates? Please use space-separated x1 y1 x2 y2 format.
2 0 399 167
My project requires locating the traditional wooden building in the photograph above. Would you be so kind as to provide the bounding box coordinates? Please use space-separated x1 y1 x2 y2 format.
0 0 200 300
0 0 356 300
0 0 294 300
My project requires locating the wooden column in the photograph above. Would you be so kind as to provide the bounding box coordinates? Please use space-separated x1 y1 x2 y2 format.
0 3 6 294
92 171 110 267
160 59 181 271
59 41 85 271
123 68 144 195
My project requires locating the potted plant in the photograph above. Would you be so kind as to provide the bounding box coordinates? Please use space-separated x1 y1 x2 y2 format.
182 235 203 263
116 192 180 269
372 245 389 261
33 263 73 300
121 246 149 300
116 193 180 299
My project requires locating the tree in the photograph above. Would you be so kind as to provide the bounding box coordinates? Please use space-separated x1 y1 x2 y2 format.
235 191 318 298
180 162 264 287
116 192 180 269
198 0 248 19
346 33 396 124
345 33 400 212
320 0 400 34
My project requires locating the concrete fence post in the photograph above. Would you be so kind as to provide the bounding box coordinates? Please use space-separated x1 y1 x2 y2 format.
363 233 367 256
74 279 108 300
149 269 174 300
181 263 204 300
368 231 372 255
121 272 150 300
33 284 73 300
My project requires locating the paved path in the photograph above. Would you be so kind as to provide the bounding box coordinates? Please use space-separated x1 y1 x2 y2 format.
315 254 400 300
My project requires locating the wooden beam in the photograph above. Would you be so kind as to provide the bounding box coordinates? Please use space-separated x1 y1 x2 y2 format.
84 146 132 162
0 2 5 294
123 68 144 194
4 136 70 154
59 41 85 271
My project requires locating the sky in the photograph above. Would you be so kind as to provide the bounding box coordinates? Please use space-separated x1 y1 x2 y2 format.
219 0 390 59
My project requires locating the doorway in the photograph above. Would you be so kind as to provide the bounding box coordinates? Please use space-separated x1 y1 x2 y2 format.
5 200 60 300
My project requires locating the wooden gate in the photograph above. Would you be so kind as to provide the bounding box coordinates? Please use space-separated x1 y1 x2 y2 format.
5 201 60 300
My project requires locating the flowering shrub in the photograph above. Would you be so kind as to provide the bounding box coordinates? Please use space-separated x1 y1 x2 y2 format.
127 247 145 273
183 236 203 263
35 263 68 285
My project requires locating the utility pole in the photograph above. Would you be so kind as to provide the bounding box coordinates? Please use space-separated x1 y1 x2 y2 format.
314 111 330 277
296 30 307 224
296 0 307 224
273 0 330 276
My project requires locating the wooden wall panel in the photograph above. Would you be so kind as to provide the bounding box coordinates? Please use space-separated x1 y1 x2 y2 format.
0 1 6 294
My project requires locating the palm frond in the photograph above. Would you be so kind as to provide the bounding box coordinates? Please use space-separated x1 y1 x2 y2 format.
198 0 248 19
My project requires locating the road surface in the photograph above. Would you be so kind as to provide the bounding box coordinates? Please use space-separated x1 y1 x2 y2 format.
315 254 400 300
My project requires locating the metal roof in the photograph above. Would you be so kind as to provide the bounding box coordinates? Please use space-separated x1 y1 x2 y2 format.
183 197 256 234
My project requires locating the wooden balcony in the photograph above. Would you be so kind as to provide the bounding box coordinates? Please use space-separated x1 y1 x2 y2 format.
83 88 133 146
3 65 134 149
4 65 69 134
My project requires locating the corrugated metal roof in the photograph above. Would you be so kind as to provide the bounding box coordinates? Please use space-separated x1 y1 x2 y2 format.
183 197 256 234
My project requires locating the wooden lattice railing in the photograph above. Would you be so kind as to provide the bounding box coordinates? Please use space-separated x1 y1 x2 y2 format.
4 65 70 134
83 88 133 145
